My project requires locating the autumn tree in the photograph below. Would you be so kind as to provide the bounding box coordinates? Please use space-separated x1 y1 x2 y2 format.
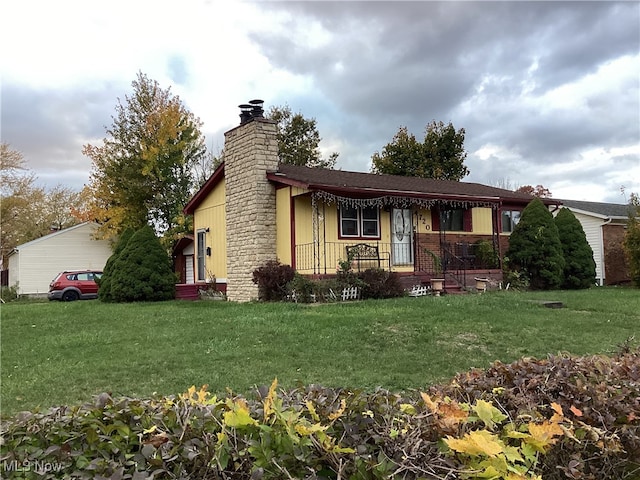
1 144 80 265
83 72 207 242
554 207 596 289
371 121 469 181
267 105 338 169
623 193 640 287
516 184 552 198
505 198 565 290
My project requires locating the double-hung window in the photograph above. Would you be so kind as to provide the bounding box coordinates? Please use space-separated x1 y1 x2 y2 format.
339 206 380 238
501 210 521 233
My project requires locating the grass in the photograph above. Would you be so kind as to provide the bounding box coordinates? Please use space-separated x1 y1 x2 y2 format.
1 287 638 417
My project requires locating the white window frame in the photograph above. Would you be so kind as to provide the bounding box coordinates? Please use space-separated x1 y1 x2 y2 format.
339 205 380 238
501 210 521 233
196 229 207 281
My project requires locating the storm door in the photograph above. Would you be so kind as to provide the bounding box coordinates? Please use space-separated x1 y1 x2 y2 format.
391 208 413 265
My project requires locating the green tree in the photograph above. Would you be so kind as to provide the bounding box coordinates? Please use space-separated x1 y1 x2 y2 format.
83 72 207 240
505 198 565 290
109 225 176 302
371 121 469 180
623 193 640 287
554 207 596 289
98 228 134 302
267 105 338 169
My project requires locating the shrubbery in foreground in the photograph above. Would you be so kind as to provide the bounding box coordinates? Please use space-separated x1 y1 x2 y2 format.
1 349 638 479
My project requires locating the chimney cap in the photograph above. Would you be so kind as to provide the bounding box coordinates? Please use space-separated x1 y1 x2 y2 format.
249 99 264 105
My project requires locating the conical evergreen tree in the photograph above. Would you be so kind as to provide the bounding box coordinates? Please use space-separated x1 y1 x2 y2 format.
98 228 134 302
110 225 176 302
555 208 596 289
505 198 565 290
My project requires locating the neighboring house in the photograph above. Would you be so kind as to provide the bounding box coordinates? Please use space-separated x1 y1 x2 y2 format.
555 199 633 285
184 101 554 302
6 222 113 296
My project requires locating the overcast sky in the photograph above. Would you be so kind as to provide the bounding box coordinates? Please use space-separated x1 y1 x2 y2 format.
2 0 639 203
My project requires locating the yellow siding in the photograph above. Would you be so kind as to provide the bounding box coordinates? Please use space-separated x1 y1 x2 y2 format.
294 196 314 245
276 188 292 265
472 208 493 234
193 179 226 280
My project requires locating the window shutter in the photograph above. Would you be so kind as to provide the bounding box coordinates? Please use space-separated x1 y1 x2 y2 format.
464 209 473 232
432 207 441 231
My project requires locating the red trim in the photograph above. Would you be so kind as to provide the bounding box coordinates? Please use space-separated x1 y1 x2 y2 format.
463 209 473 232
184 163 225 214
290 189 296 269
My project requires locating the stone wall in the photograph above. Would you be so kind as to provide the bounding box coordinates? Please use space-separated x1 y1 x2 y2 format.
224 118 279 301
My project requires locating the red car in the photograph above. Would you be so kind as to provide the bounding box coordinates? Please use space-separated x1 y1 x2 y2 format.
48 270 103 301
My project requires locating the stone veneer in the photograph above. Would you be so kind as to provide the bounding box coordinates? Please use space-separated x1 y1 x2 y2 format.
223 117 279 302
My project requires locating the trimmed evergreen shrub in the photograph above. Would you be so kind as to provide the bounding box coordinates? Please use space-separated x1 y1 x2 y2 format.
252 260 295 301
554 207 596 289
109 225 176 302
505 198 565 290
98 228 134 302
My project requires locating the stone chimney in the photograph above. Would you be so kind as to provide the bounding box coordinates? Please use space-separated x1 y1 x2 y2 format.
224 100 278 302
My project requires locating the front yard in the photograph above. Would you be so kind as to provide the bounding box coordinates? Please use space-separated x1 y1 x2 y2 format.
1 287 638 416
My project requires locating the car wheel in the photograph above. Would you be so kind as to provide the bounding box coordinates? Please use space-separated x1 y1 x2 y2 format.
62 290 79 302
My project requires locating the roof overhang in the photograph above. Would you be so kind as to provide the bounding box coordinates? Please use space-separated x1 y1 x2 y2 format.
184 163 225 215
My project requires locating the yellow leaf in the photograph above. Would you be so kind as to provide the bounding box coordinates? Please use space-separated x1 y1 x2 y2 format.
328 398 346 421
421 392 439 412
263 378 278 421
445 430 504 457
474 399 507 429
306 400 320 422
526 420 564 451
550 402 564 423
295 422 328 436
224 399 258 428
400 403 416 415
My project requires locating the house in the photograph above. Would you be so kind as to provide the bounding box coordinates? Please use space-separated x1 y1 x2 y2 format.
6 222 113 296
184 101 554 302
555 199 633 285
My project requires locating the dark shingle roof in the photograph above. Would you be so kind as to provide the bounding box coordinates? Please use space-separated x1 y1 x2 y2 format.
270 164 545 204
557 199 632 219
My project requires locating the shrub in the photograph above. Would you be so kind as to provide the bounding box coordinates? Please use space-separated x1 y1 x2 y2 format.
554 207 596 288
0 284 19 303
357 268 405 299
474 239 499 269
252 260 295 301
285 273 317 302
98 228 134 302
506 198 565 290
2 349 638 479
109 225 176 302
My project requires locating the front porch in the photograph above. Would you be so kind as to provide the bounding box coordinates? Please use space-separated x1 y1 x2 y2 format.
294 237 503 292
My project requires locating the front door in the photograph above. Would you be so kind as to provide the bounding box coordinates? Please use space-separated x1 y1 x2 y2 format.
391 208 413 265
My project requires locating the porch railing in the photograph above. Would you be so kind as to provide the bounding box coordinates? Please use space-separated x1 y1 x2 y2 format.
295 242 413 275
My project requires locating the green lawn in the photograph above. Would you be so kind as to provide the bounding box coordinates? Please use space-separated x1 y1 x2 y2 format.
1 287 638 416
